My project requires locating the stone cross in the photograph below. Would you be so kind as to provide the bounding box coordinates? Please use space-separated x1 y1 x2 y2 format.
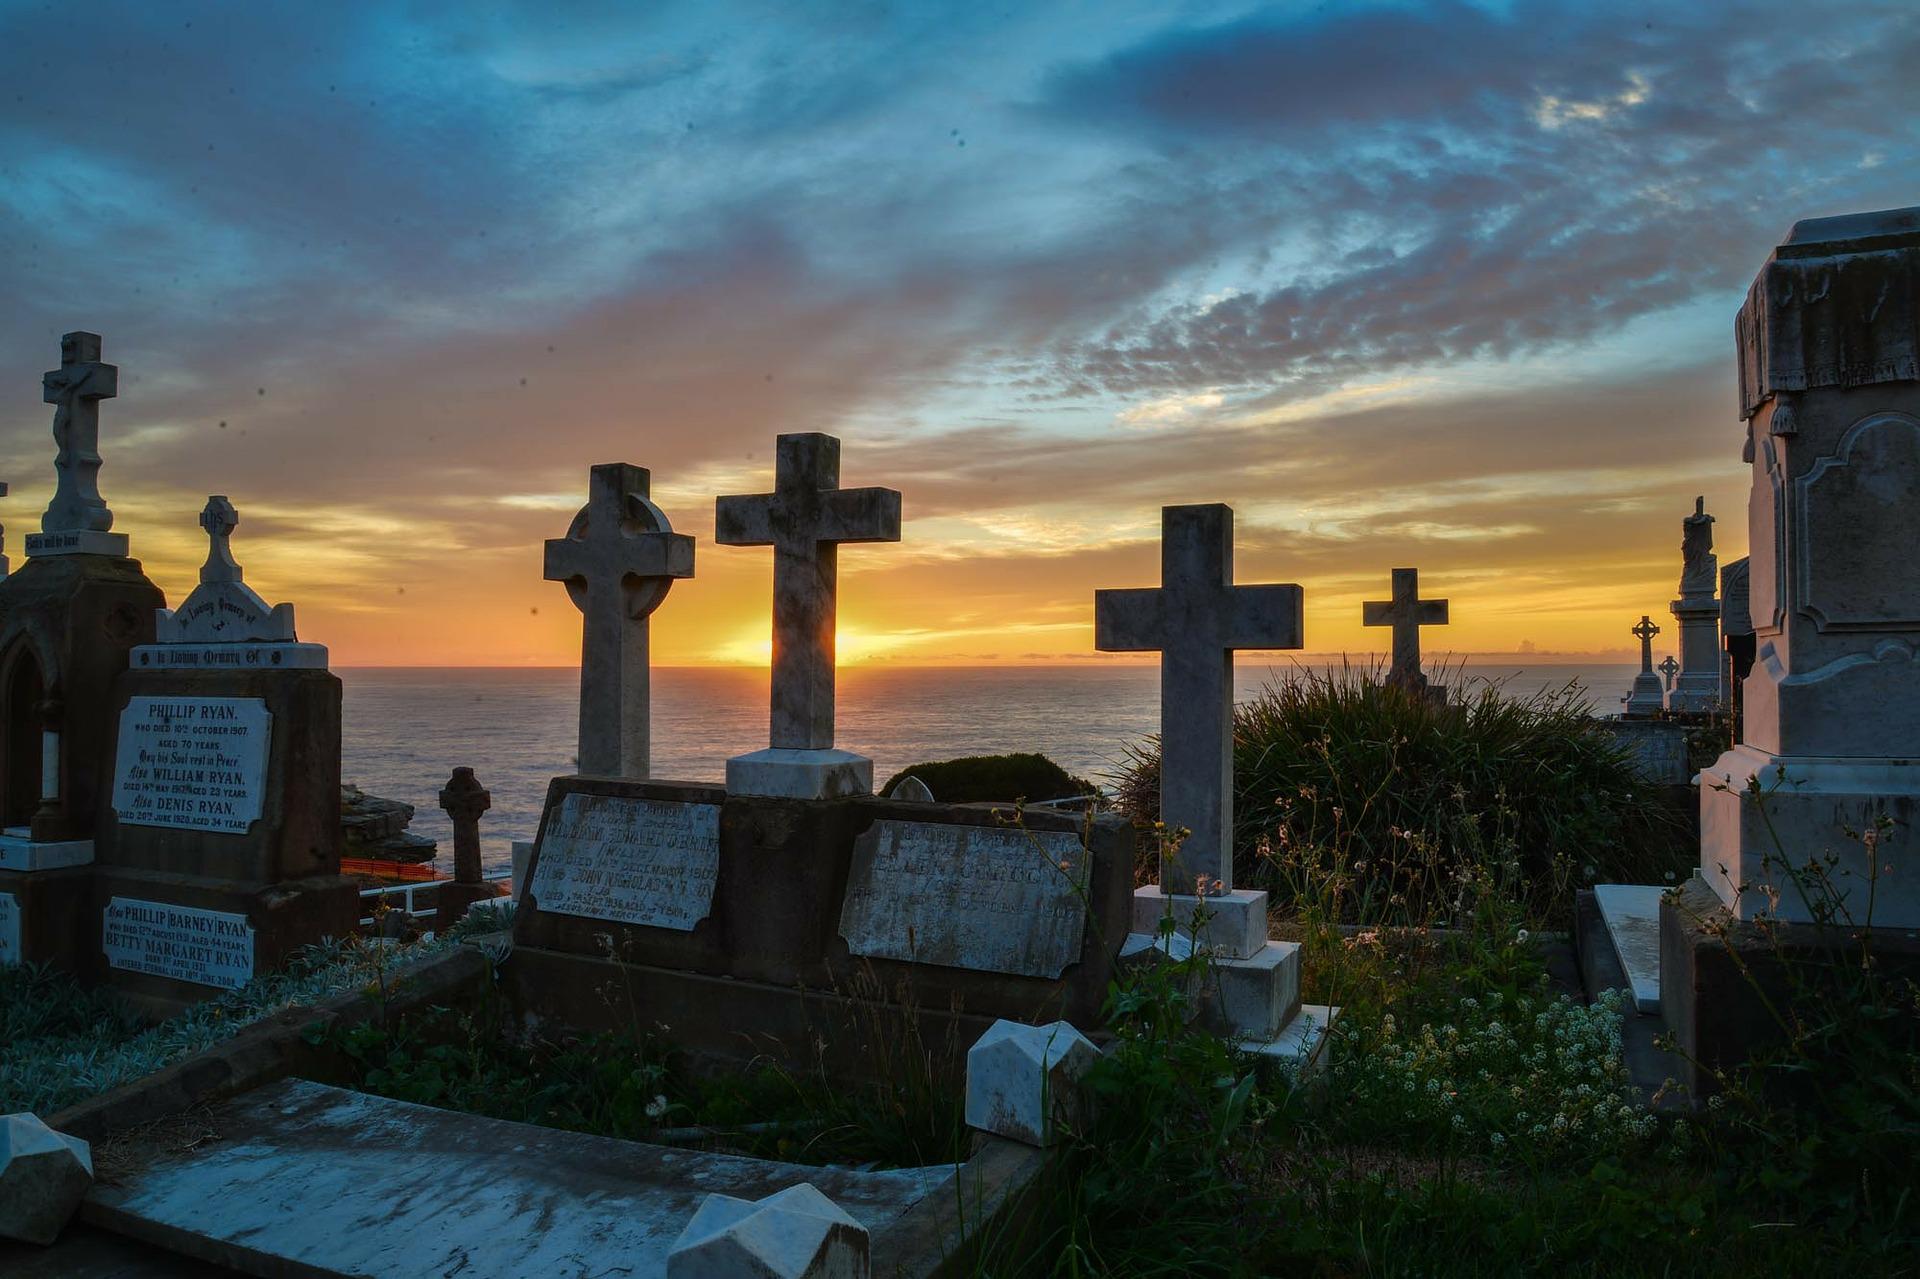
1632 615 1661 672
1658 655 1679 690
41 331 118 535
715 433 901 752
544 464 694 779
1095 504 1303 893
1362 567 1448 694
198 496 242 582
438 767 492 886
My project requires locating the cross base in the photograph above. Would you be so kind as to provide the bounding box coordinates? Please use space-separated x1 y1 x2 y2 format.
26 529 129 558
725 747 873 800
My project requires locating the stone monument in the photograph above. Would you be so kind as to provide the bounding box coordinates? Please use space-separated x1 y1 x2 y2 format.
0 333 163 973
1665 498 1723 712
435 767 507 930
1694 205 1920 929
97 495 356 1011
1095 504 1325 1053
716 433 900 799
1362 567 1448 700
1623 615 1665 716
544 464 693 779
1721 556 1755 735
1657 655 1679 692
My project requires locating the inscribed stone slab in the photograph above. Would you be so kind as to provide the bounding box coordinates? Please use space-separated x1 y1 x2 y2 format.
528 793 721 930
839 820 1090 978
1594 883 1665 1014
111 697 272 835
101 898 255 990
0 892 17 965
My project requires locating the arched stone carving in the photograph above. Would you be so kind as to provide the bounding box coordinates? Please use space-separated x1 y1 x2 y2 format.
1794 411 1920 632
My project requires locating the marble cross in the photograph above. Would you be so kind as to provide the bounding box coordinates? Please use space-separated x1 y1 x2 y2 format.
1362 567 1448 694
545 464 694 779
1095 504 1302 893
1632 615 1661 672
199 496 242 583
41 331 118 535
1658 655 1679 690
715 433 901 752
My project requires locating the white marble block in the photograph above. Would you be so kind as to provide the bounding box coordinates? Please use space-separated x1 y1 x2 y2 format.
0 1113 93 1246
666 1182 869 1279
1206 940 1303 1041
964 1018 1100 1147
726 747 873 800
1130 885 1268 959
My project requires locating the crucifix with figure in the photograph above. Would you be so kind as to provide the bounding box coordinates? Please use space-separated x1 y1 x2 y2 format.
30 331 128 558
716 433 901 798
545 463 694 779
1096 504 1302 898
1363 567 1448 698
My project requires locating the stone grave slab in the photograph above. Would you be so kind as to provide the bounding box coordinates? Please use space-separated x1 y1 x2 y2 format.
840 819 1090 978
84 1078 957 1279
100 898 256 991
527 791 721 930
1594 883 1664 1014
110 697 271 835
0 891 17 965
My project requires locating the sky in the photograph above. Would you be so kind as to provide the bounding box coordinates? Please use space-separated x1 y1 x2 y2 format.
3 0 1917 667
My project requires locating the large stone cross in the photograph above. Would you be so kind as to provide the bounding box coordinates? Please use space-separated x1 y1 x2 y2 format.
1363 567 1448 694
715 433 901 755
545 463 694 779
1095 504 1303 893
41 331 118 535
1632 614 1661 672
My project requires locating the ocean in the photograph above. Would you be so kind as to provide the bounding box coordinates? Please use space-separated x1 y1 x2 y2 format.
339 663 1640 878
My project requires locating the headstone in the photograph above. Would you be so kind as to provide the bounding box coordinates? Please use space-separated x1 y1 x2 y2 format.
667 1183 870 1279
1362 567 1448 699
110 696 272 834
1623 615 1665 716
28 332 128 559
544 464 694 779
526 791 721 931
1657 655 1679 691
964 1019 1100 1148
0 1113 93 1247
887 774 934 803
1699 205 1920 927
716 433 901 799
435 767 507 930
1666 497 1723 712
839 820 1090 978
101 898 256 990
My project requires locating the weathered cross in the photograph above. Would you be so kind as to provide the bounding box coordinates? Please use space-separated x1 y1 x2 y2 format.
1362 567 1448 694
199 496 242 583
1632 615 1661 672
544 463 694 779
1657 655 1679 690
42 331 118 535
1095 504 1303 894
715 433 901 752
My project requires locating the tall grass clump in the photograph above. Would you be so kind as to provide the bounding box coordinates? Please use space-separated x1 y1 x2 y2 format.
1115 661 1687 922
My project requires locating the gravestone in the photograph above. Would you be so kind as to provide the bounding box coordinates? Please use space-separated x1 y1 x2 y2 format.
434 767 508 930
716 433 901 799
1362 567 1449 700
1666 498 1723 712
96 496 356 1011
1721 556 1755 736
1622 615 1665 716
1095 503 1330 1057
1657 655 1679 691
0 333 163 973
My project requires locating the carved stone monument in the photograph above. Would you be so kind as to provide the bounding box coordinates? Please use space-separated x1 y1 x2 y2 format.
1623 615 1665 717
1657 655 1679 692
716 433 901 799
1362 567 1448 700
1696 206 1920 928
434 767 508 930
29 332 127 559
1666 498 1723 712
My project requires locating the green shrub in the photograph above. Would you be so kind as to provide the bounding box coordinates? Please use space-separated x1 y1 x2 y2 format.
879 751 1096 804
1115 662 1689 921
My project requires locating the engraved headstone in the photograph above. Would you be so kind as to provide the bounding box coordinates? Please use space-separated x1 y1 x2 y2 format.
839 819 1090 978
110 697 272 834
101 898 256 990
154 497 297 644
527 792 721 930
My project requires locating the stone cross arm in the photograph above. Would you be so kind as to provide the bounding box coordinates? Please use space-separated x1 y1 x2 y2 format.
1362 597 1449 627
1632 615 1661 641
714 486 902 546
1094 584 1304 652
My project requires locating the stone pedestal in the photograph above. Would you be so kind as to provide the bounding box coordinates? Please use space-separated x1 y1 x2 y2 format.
1667 598 1723 712
726 747 873 800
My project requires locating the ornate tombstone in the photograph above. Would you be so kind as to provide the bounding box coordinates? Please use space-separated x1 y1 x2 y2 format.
1666 498 1724 712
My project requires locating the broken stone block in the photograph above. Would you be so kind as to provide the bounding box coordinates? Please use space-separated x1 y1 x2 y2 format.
964 1018 1100 1147
666 1181 869 1279
0 1113 94 1246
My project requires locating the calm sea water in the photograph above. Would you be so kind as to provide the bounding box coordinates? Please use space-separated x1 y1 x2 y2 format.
339 663 1640 877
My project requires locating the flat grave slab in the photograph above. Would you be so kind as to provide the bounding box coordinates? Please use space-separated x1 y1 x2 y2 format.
1594 883 1665 1013
85 1079 958 1279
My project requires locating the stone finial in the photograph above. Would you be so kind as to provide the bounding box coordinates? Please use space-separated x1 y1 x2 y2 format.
0 1113 94 1246
438 767 492 886
964 1019 1100 1147
154 495 298 643
544 463 694 780
199 495 242 583
666 1182 870 1279
1362 567 1449 696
